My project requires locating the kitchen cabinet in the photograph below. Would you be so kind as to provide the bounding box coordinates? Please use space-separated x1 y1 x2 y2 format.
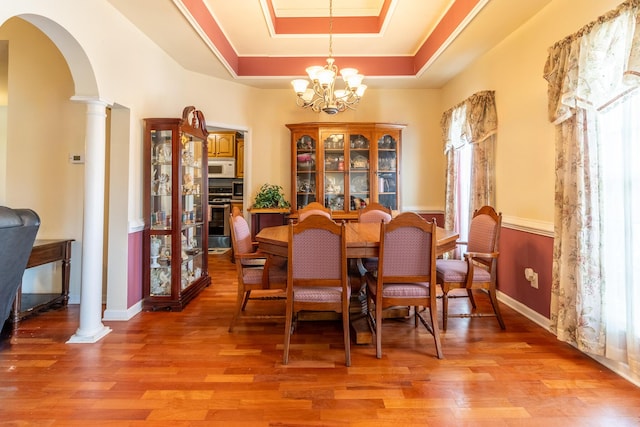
207 131 235 158
142 106 211 311
287 122 404 220
236 137 244 177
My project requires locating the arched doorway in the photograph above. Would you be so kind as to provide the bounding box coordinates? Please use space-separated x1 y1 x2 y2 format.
1 14 113 342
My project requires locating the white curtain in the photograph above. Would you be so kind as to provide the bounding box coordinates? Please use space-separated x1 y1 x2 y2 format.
544 0 640 376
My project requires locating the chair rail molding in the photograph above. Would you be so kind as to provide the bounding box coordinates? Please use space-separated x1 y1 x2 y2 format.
502 215 553 237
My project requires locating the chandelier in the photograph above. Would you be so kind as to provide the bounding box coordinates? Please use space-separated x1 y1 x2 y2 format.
291 0 367 115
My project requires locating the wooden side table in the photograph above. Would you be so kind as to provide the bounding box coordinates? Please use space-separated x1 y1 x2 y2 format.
12 239 74 325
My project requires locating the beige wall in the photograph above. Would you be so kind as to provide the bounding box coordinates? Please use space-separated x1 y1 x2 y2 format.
0 18 85 236
242 87 444 211
440 0 622 227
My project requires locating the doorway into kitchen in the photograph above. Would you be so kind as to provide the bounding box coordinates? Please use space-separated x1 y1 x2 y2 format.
206 126 246 254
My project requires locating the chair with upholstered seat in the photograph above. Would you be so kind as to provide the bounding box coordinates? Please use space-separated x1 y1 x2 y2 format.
356 202 392 275
357 202 392 224
283 214 350 366
297 201 331 222
364 212 443 359
228 207 287 332
435 205 505 331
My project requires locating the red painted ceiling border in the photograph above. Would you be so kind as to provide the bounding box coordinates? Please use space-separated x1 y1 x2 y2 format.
267 0 391 34
181 0 482 78
414 0 482 73
181 0 238 70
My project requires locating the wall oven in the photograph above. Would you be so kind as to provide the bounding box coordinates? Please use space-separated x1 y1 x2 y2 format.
231 180 243 201
208 185 232 248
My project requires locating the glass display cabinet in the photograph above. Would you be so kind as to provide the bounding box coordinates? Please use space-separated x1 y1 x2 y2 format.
288 122 404 220
143 106 210 311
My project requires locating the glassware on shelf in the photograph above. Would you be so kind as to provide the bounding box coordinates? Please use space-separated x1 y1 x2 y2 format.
150 236 161 268
296 135 315 150
150 267 171 296
350 134 369 149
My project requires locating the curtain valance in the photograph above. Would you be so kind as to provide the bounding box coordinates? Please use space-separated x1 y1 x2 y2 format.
544 1 640 125
442 90 497 153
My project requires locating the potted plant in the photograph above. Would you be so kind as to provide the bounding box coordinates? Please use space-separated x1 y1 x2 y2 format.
252 183 291 209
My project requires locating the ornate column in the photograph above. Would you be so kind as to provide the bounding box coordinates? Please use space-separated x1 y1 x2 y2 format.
67 97 112 343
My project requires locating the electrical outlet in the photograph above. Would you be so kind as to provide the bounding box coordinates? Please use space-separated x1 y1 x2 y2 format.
531 272 539 289
524 268 539 289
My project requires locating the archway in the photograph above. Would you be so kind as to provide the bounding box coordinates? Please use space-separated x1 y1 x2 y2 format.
2 14 111 342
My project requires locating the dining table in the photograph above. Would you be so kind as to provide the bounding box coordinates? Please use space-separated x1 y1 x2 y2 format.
255 221 459 259
255 221 459 344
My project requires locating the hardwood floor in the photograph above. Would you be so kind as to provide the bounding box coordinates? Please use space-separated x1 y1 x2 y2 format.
1 253 639 426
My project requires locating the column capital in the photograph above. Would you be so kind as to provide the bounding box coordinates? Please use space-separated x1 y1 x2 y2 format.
70 95 112 107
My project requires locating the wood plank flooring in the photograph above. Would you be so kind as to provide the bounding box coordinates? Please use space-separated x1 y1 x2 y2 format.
1 253 639 426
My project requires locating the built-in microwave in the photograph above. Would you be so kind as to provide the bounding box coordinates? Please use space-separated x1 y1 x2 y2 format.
208 159 235 178
231 180 243 200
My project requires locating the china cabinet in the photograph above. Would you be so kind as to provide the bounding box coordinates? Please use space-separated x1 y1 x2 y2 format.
287 122 404 220
143 106 210 311
207 131 235 158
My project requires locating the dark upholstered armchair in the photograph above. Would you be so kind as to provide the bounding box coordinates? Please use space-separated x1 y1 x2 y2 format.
0 206 40 326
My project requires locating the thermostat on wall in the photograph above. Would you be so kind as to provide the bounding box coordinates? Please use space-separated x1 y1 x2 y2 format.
69 153 84 164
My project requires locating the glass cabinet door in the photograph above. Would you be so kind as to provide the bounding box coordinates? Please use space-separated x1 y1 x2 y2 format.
322 132 346 212
348 133 371 210
294 133 318 210
150 129 173 296
179 133 205 291
377 133 398 210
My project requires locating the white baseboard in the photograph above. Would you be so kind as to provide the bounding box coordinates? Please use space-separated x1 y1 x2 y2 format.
102 300 142 321
498 291 640 388
497 290 551 331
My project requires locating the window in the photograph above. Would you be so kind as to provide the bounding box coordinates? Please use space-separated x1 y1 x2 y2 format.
598 90 640 357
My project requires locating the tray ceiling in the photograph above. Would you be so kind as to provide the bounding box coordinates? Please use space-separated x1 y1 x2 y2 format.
107 0 552 89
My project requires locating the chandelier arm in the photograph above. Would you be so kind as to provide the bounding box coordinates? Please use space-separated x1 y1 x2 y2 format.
291 0 364 114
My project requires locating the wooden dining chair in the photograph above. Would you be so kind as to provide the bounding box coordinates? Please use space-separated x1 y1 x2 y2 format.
283 214 351 366
357 202 392 223
356 202 392 275
297 201 331 222
228 207 287 332
364 212 443 359
435 205 505 331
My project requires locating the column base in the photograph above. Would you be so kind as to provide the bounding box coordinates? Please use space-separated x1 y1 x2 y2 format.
66 325 112 344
